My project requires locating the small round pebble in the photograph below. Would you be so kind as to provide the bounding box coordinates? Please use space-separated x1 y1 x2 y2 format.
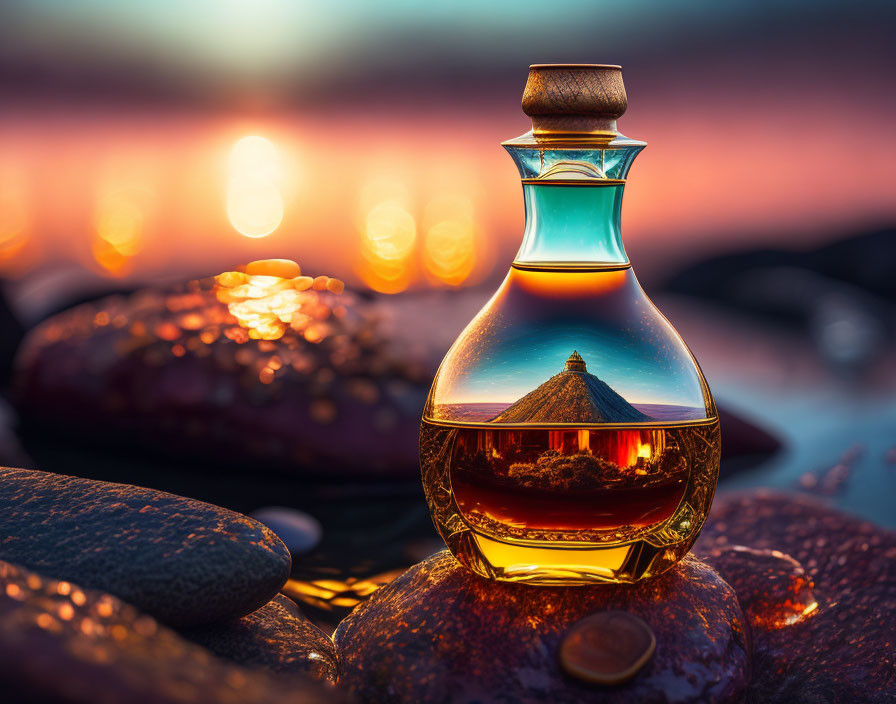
560 611 656 685
246 259 301 278
312 276 329 291
326 278 345 294
251 507 323 556
293 276 314 291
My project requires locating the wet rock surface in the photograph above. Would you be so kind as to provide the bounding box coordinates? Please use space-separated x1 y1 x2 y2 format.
181 594 337 682
0 467 291 626
334 551 749 704
14 278 429 479
697 490 896 703
0 560 341 704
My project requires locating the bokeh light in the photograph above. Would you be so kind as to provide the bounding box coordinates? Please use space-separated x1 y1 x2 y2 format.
357 179 417 294
227 136 284 239
0 166 31 269
91 186 151 276
422 194 477 286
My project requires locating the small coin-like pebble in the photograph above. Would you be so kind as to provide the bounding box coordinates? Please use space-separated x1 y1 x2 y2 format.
251 506 323 557
326 278 345 294
312 276 329 291
559 610 656 685
246 259 302 278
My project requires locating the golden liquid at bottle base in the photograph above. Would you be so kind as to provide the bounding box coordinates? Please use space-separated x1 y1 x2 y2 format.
420 419 720 584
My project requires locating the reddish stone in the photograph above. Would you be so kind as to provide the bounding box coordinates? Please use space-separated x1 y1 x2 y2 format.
0 560 344 704
335 551 749 704
697 490 896 702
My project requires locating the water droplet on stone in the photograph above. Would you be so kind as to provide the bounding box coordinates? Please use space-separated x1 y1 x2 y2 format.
702 545 819 629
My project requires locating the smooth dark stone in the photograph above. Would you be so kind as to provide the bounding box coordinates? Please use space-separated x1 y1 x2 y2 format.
716 405 780 464
697 490 896 703
662 227 896 311
0 467 291 626
0 560 342 704
14 280 428 480
180 594 337 682
334 551 749 704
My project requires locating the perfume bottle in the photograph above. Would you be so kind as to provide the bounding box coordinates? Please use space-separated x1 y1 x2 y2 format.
420 65 720 584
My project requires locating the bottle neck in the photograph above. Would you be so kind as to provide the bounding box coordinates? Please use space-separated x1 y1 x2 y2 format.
503 133 645 270
514 182 628 269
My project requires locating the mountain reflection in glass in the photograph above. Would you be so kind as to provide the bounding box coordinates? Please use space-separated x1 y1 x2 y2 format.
420 65 721 584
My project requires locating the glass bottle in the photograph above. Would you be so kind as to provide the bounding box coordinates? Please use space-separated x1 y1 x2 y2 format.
420 65 720 584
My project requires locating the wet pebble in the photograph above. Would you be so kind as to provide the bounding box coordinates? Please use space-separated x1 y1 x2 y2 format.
246 259 302 278
250 507 323 557
559 611 655 685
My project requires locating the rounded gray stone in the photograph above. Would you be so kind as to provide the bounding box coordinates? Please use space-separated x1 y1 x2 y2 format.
0 467 291 626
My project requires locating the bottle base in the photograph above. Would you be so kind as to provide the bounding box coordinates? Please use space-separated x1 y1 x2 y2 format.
448 528 682 585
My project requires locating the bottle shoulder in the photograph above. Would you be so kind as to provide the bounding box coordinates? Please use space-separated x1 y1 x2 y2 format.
425 267 715 426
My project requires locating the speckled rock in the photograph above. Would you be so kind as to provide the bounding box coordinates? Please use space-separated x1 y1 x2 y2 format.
14 278 429 479
0 560 343 704
334 551 749 704
697 490 896 703
181 594 337 682
0 467 291 626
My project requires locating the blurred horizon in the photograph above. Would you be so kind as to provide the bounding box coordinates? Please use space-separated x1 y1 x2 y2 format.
1 0 894 300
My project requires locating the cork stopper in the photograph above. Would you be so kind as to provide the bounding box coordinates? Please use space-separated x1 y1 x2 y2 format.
522 64 626 137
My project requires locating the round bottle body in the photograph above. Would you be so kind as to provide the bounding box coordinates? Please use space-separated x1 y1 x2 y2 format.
420 265 720 584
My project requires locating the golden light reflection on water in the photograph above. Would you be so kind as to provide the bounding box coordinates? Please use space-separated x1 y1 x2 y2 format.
282 568 407 612
227 136 284 238
215 260 344 343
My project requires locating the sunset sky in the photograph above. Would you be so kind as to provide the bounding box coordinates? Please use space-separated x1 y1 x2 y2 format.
0 1 892 296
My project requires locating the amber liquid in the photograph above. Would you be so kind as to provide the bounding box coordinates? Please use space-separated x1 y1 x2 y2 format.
420 418 720 584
